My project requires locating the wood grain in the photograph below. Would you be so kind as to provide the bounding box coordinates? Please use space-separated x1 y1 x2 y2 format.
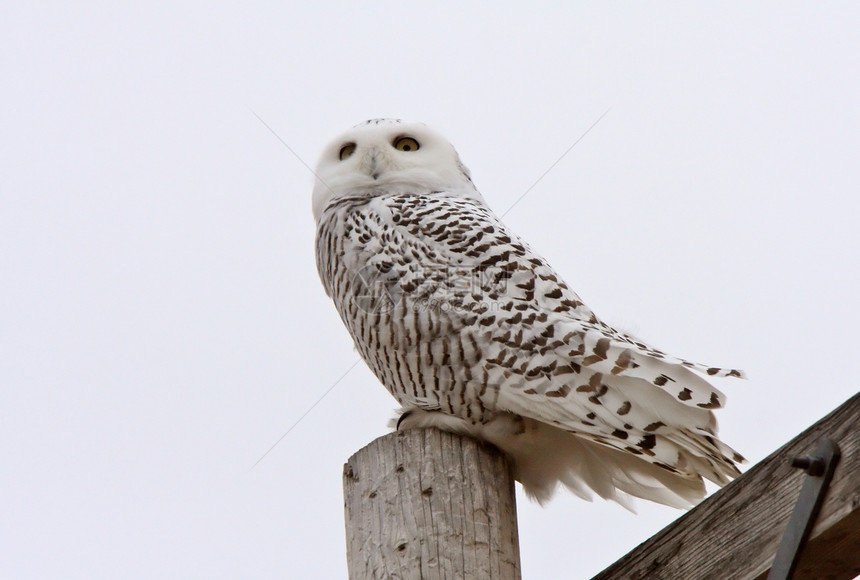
344 428 521 579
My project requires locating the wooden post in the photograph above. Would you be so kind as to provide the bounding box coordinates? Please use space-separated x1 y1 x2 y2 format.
343 428 521 580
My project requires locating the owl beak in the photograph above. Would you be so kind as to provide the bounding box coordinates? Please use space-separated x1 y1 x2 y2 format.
361 147 384 180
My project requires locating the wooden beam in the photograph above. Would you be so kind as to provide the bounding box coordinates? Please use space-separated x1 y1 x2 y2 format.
592 392 860 580
343 428 521 580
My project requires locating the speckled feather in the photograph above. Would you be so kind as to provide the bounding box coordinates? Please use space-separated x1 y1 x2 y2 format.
314 119 745 509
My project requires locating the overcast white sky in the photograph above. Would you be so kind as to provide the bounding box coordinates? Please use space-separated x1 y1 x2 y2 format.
2 3 858 579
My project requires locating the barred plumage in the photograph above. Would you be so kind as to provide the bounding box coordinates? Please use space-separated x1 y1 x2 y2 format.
314 119 745 509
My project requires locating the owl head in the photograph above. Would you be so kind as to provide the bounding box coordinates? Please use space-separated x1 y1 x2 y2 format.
312 119 483 221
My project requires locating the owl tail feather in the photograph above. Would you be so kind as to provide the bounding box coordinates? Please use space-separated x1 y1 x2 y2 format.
396 408 710 510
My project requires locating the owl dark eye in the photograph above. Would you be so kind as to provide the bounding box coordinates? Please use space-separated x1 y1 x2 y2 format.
339 143 356 160
393 136 420 152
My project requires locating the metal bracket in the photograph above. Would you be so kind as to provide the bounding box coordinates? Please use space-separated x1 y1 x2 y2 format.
767 438 841 580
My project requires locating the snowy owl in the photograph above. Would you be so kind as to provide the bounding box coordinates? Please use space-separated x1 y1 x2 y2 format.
313 119 745 509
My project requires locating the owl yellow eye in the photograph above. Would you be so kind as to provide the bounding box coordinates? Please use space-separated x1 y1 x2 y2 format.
393 136 420 152
339 143 356 160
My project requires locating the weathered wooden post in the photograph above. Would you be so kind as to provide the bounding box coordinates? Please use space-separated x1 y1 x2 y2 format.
343 428 521 579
